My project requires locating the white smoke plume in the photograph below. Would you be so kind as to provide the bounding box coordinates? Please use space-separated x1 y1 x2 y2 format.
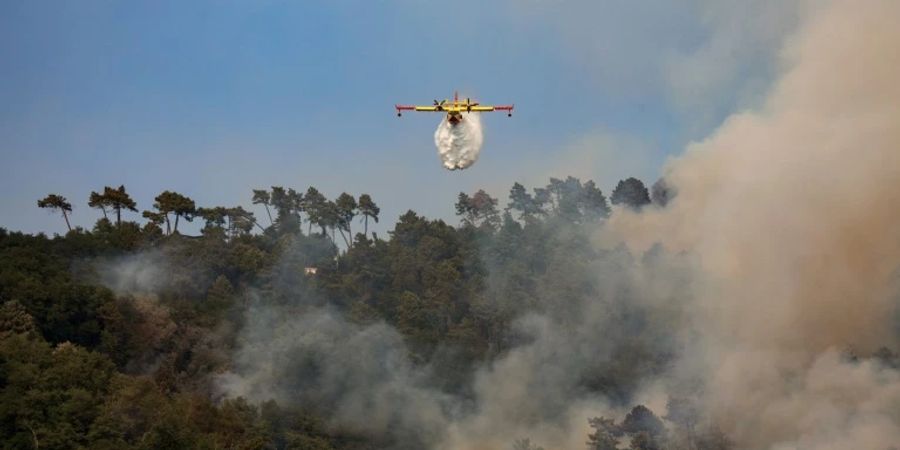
435 113 483 170
94 250 167 295
216 304 452 447
607 0 900 447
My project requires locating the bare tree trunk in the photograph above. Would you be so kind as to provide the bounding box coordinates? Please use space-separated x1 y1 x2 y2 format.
62 210 72 231
364 215 369 236
338 228 350 249
174 214 180 233
264 204 273 225
165 215 171 235
251 218 266 233
116 207 121 227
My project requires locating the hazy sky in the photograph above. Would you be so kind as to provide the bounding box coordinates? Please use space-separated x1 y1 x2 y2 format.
0 0 800 235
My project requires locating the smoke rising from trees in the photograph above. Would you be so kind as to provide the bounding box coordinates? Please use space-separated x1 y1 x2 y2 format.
607 0 900 447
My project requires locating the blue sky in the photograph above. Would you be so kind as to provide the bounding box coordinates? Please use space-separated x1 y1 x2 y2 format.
0 0 799 235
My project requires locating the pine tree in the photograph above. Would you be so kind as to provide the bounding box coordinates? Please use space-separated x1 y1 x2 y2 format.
37 194 73 231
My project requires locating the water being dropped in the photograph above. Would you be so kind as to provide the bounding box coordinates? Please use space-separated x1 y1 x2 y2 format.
434 113 484 170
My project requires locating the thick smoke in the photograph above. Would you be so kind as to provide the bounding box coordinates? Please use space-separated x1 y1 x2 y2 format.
434 113 483 170
217 242 688 449
608 0 900 447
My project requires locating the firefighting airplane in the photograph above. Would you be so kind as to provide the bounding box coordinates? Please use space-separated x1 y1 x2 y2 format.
395 92 514 125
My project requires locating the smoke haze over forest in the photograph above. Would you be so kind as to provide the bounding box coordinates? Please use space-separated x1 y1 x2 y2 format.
2 0 900 449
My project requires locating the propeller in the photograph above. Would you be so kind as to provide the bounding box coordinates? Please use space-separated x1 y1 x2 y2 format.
434 99 446 111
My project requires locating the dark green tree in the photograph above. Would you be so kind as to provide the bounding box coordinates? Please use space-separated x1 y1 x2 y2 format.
252 189 274 225
320 200 341 243
285 188 304 233
89 186 137 227
546 177 564 212
269 186 301 233
582 180 611 220
335 192 358 247
270 186 289 217
303 187 328 235
587 417 622 450
455 192 473 223
145 191 196 235
549 176 589 222
507 182 542 221
198 206 228 237
104 185 138 227
199 205 261 239
0 335 116 448
357 193 380 237
650 178 673 207
611 177 651 210
532 187 551 213
37 194 73 231
228 206 261 235
622 405 665 438
142 210 166 234
456 190 500 230
88 190 110 220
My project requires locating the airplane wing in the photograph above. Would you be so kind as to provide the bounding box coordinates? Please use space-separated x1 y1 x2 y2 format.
396 102 513 115
396 104 437 116
468 105 514 114
395 104 440 112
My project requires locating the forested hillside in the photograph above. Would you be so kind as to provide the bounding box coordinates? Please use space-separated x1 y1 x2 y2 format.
3 177 896 450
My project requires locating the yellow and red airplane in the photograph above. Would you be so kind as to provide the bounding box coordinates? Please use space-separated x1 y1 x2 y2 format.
395 92 514 125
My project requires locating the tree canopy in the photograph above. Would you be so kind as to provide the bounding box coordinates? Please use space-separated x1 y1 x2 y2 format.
9 175 856 449
37 194 73 231
611 177 651 210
